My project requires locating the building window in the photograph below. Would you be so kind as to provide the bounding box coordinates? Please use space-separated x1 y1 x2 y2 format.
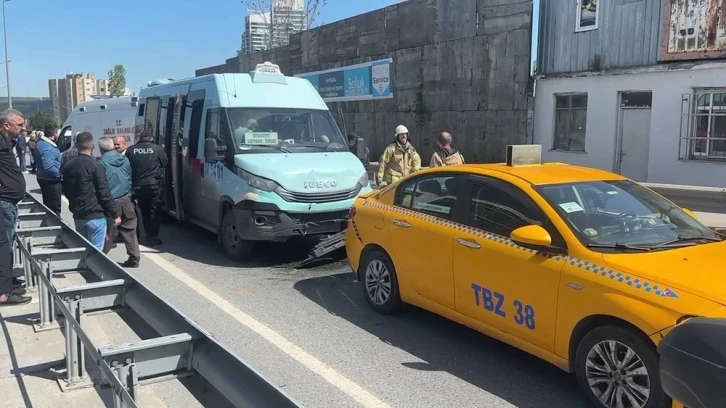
576 0 598 32
679 89 726 161
553 94 588 152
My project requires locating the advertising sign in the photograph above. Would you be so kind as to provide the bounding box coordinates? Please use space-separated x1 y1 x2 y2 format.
295 58 393 102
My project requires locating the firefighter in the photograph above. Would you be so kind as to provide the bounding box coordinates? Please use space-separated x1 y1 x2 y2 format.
376 125 421 187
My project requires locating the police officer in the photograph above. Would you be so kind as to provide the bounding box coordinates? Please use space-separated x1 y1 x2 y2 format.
125 131 168 246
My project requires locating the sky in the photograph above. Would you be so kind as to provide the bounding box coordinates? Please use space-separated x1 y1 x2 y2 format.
5 0 405 97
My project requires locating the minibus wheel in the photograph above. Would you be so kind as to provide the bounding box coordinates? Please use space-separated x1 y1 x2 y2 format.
221 211 254 261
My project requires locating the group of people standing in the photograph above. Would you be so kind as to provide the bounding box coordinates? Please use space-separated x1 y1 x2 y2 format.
32 129 168 269
375 125 465 186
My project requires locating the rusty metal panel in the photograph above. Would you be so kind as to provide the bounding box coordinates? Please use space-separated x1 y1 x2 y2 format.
660 0 726 61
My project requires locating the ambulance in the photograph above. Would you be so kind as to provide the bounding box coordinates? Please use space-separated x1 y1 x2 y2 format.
135 62 372 261
59 95 139 156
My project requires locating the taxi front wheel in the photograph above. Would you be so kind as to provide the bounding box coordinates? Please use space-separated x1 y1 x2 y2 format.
359 249 401 314
574 326 671 408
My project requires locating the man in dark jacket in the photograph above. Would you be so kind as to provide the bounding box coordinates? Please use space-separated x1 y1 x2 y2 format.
36 124 63 215
60 133 79 174
15 130 27 173
98 137 139 267
0 109 30 305
62 132 120 250
125 131 168 247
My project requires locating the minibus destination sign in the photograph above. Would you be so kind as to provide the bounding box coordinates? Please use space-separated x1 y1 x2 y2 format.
295 58 394 102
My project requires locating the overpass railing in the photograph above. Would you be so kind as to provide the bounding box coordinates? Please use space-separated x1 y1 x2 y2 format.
12 194 300 408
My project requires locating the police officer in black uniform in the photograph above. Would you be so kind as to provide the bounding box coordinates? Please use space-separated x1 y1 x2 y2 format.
125 131 168 247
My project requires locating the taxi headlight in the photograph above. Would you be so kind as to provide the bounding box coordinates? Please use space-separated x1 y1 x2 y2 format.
237 168 280 192
357 172 369 188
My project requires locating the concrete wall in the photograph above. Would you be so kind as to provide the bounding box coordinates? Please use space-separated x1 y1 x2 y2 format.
196 0 533 162
534 63 726 188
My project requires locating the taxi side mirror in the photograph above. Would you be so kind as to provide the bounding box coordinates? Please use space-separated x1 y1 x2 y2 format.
510 225 552 250
681 208 697 219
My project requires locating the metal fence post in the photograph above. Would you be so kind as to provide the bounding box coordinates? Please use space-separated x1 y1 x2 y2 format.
64 297 85 382
21 236 34 290
112 360 139 408
34 260 58 332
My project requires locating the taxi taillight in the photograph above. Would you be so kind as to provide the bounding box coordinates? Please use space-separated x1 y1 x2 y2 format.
349 205 357 219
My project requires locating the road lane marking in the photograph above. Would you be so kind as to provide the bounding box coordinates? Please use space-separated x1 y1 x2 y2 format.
143 252 391 408
61 196 389 408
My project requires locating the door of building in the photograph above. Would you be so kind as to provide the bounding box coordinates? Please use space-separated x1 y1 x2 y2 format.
616 91 652 182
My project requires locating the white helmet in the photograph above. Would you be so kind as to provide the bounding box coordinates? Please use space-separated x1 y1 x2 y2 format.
395 125 409 136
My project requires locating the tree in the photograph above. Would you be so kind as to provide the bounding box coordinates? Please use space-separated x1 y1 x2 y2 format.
28 111 59 131
108 64 127 97
241 0 328 50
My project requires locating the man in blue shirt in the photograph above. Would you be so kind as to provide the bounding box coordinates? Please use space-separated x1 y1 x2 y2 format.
36 124 62 215
98 137 139 267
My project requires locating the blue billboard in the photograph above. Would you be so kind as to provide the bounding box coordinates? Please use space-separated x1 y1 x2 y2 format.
295 58 393 102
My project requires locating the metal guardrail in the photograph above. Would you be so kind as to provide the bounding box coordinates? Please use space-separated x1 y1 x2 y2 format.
12 194 300 408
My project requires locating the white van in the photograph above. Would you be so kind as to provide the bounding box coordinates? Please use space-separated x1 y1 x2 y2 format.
59 96 139 156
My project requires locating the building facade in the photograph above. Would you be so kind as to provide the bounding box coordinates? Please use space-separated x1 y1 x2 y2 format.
534 0 726 188
239 0 307 55
241 11 272 55
48 73 109 123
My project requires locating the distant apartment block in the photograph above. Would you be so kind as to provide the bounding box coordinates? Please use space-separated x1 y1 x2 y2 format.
239 0 307 55
48 73 109 122
241 11 272 55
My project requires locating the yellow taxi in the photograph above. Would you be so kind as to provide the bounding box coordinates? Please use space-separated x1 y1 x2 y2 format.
345 145 718 408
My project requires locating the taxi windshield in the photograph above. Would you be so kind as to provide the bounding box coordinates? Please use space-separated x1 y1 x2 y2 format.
226 108 348 154
536 180 720 249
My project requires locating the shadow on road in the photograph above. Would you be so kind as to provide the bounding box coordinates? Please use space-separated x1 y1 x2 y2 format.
293 272 589 408
153 219 345 269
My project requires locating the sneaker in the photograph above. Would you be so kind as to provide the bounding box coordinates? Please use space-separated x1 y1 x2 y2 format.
0 293 31 306
121 259 140 268
12 277 24 287
11 287 26 295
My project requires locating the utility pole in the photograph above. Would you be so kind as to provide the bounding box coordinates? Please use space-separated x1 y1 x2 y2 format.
2 0 11 109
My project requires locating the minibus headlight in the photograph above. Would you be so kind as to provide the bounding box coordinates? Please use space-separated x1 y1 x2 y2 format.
357 172 369 188
237 168 280 192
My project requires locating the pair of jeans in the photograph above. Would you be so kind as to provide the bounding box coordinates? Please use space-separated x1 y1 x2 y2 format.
0 199 17 294
74 218 107 250
38 179 62 215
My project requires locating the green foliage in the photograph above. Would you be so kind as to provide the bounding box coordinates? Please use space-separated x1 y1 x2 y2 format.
108 64 127 97
28 111 59 131
413 83 429 127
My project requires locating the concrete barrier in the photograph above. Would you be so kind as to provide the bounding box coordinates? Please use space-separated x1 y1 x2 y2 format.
366 163 726 214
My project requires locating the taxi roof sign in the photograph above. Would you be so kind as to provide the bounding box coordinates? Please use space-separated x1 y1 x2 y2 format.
506 144 542 166
254 61 282 74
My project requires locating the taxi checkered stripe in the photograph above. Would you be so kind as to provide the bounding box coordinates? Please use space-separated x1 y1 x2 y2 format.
360 200 678 299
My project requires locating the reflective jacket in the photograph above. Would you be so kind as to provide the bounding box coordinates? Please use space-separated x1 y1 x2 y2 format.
376 141 421 184
430 147 465 167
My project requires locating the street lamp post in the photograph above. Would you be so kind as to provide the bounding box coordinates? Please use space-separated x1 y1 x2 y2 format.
2 0 11 109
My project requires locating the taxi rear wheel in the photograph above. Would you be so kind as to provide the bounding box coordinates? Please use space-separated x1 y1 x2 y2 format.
359 249 401 314
575 326 670 408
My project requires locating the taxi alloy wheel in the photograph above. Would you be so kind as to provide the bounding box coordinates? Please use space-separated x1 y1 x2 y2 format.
575 326 670 408
221 211 254 261
360 250 401 314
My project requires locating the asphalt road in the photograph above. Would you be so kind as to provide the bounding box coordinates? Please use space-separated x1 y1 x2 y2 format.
26 174 590 408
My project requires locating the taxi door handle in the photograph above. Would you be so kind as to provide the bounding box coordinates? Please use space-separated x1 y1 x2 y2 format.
393 219 410 228
457 238 481 249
